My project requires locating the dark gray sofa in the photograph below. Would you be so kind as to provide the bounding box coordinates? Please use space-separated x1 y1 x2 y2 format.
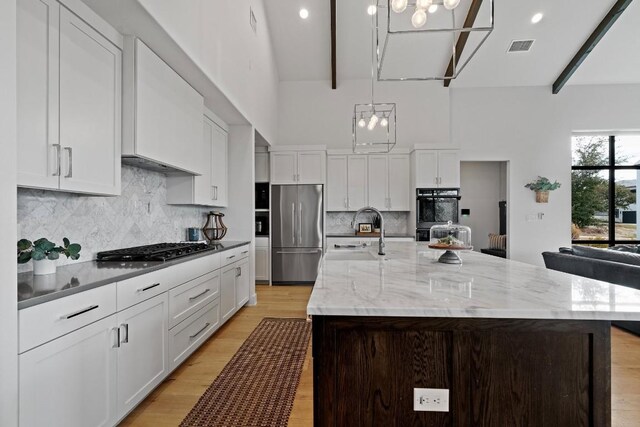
542 245 640 336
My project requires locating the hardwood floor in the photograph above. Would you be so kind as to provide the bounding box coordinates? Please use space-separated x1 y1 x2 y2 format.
120 284 640 426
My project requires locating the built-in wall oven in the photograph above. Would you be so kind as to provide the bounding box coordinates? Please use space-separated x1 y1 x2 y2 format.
416 188 460 241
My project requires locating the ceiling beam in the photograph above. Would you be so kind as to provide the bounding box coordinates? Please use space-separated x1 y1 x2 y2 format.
331 0 337 89
443 0 484 87
552 0 633 94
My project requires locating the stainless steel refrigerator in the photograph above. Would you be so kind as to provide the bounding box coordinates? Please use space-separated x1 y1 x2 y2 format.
271 185 323 284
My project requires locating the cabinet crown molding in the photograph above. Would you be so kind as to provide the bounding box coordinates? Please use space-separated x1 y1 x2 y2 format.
269 145 326 152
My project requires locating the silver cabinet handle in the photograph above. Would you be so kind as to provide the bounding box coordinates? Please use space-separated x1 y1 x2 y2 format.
235 267 241 277
137 282 160 293
211 186 215 200
113 327 120 348
344 198 348 208
60 304 99 320
52 144 61 176
215 186 218 200
226 254 236 260
120 323 129 344
63 147 73 178
241 250 249 254
189 288 210 301
189 322 210 339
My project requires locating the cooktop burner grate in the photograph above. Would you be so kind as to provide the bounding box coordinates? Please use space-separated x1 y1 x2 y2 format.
97 242 212 262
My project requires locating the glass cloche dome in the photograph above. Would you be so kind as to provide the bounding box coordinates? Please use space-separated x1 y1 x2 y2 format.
428 221 472 264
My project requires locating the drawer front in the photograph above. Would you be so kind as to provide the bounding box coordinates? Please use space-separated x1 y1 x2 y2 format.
19 284 117 354
160 252 221 291
168 269 220 329
221 248 241 267
169 299 220 371
117 268 169 311
237 245 250 260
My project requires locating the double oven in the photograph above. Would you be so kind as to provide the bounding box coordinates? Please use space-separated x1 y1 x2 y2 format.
416 188 461 241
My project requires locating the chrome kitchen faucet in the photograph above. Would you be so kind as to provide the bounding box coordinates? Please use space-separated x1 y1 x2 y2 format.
352 206 385 256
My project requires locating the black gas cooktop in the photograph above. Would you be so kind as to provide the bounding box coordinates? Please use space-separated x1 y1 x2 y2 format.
96 242 213 262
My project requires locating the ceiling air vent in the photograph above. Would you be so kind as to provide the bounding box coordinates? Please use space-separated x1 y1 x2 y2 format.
507 39 535 53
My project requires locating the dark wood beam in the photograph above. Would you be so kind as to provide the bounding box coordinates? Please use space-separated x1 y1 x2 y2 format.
553 0 633 94
443 0 483 87
331 0 337 89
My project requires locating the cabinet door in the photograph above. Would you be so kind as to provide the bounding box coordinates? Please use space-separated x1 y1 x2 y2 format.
348 155 368 211
327 156 348 211
117 293 168 418
255 246 269 282
211 124 228 206
438 151 460 188
255 152 270 183
388 155 410 211
368 155 388 210
19 315 118 427
414 151 439 188
271 152 298 184
236 258 250 307
58 8 121 195
192 115 214 204
298 151 326 184
220 263 237 322
17 0 60 190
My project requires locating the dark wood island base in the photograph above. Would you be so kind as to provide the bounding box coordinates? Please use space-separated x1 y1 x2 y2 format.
312 316 611 427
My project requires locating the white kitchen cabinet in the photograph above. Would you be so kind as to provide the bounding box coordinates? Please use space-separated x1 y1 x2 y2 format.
169 299 220 372
255 152 270 183
220 262 237 322
347 156 368 210
270 150 326 184
255 237 270 283
413 150 460 188
123 38 203 175
210 123 228 206
327 156 348 210
19 314 118 427
367 155 388 211
17 0 121 195
116 292 169 418
387 155 411 210
167 113 228 206
236 257 250 307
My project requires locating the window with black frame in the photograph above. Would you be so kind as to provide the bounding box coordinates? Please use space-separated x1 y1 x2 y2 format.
571 135 640 246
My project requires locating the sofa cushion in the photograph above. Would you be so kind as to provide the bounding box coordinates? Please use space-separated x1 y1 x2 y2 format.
570 245 640 267
488 233 506 250
611 244 640 254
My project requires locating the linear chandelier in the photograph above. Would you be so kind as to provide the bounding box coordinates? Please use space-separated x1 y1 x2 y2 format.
376 0 494 81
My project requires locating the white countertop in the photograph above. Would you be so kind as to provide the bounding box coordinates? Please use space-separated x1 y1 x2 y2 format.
306 242 640 320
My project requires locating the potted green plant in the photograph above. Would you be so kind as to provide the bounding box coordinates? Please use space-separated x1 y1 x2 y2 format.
524 176 561 203
17 238 82 275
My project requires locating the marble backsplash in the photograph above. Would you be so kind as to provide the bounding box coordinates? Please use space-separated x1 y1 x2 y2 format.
327 211 410 235
18 165 212 272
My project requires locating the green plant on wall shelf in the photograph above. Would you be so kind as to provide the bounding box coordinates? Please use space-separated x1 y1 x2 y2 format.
525 176 561 203
17 237 82 264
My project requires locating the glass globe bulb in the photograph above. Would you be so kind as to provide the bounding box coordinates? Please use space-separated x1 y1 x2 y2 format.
367 5 377 15
428 4 438 13
367 113 379 130
416 0 432 10
358 117 366 128
391 0 408 13
411 8 427 28
443 0 461 10
380 116 389 127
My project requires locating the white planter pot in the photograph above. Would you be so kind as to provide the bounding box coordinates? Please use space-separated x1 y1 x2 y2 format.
33 259 56 275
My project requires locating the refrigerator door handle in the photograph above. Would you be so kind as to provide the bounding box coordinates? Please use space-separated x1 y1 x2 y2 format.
276 250 322 255
291 203 296 246
298 203 303 247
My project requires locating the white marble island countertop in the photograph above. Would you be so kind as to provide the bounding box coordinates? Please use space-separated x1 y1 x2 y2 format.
307 242 640 320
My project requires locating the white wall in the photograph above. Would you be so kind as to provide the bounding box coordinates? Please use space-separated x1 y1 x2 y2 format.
459 162 503 252
278 79 450 148
137 0 279 144
0 0 18 424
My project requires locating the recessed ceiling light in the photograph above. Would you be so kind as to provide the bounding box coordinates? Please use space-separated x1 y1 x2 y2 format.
428 4 438 13
531 12 543 24
367 5 377 15
299 8 309 19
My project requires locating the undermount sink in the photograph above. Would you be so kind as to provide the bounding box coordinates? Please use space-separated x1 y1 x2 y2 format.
324 251 378 261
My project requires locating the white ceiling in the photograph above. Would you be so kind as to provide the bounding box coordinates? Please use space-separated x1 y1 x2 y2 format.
264 0 640 87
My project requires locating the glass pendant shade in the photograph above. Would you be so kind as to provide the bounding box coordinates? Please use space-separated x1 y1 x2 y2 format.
380 116 389 127
428 4 438 13
391 0 408 13
358 117 366 128
411 8 427 28
416 0 433 10
443 0 461 10
367 113 379 130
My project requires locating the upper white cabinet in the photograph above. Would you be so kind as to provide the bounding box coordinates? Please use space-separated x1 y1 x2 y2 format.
413 150 460 188
166 113 228 207
17 0 121 195
270 150 326 185
327 156 348 210
123 38 204 175
255 152 270 183
367 154 410 212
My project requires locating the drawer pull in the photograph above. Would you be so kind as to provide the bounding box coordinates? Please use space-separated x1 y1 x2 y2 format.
189 322 210 339
226 255 236 260
113 327 121 348
120 323 129 344
241 250 249 254
189 288 211 301
60 304 99 320
138 282 161 293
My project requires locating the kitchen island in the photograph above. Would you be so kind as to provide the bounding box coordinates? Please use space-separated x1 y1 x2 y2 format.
307 242 640 426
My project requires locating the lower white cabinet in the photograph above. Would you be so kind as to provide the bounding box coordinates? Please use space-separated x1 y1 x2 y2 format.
255 245 269 283
116 293 169 418
220 262 237 322
236 257 250 307
169 299 220 371
19 314 118 427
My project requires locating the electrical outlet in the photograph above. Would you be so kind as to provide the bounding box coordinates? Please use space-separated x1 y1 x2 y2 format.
413 388 449 412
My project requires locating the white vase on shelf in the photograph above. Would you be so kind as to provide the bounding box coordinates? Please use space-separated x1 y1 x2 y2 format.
33 259 56 276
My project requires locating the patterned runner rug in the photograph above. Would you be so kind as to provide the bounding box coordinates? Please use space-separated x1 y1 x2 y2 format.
180 317 312 427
